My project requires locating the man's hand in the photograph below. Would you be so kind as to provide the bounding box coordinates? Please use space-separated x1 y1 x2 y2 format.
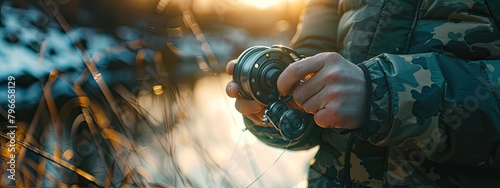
277 52 367 129
225 60 268 127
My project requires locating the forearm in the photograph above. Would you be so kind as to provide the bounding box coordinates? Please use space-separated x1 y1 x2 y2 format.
289 0 340 56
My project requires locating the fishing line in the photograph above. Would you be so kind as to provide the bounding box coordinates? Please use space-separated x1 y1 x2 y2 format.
246 140 292 188
219 127 246 188
216 76 293 188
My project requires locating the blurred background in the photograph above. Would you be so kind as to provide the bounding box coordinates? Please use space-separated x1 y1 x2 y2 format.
0 0 317 187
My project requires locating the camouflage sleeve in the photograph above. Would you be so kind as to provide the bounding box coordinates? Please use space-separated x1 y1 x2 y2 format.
358 52 500 167
289 0 340 56
243 117 322 150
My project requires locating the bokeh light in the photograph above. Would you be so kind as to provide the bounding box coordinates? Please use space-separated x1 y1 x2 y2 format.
0 0 312 187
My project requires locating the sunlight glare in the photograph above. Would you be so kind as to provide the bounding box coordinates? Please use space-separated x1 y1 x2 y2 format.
238 0 287 9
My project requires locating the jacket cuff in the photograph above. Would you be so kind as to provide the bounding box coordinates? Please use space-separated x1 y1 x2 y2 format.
356 57 392 143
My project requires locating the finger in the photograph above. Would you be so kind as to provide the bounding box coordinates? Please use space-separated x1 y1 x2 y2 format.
286 100 301 110
226 82 240 98
291 69 326 108
235 96 264 115
226 60 236 75
277 54 327 96
314 105 336 128
301 88 332 114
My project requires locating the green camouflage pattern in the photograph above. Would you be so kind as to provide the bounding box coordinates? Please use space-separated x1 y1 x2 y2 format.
246 0 500 187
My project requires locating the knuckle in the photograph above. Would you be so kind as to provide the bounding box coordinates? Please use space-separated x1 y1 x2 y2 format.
292 90 305 106
328 52 342 62
235 99 262 114
324 70 338 82
286 63 301 79
315 102 354 128
314 113 330 128
303 103 315 114
321 52 340 63
234 100 248 113
328 108 341 119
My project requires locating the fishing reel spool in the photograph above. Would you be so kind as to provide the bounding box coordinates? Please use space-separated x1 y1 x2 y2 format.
233 45 311 141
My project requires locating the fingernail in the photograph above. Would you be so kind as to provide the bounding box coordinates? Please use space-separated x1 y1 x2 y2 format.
252 102 261 110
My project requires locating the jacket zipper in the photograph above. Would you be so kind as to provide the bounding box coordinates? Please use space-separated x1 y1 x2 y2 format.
404 0 424 53
343 132 357 188
382 0 423 187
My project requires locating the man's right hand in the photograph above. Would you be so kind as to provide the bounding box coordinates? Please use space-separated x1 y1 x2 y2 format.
225 60 269 127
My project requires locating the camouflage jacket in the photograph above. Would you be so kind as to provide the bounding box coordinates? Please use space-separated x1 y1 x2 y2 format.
246 0 500 187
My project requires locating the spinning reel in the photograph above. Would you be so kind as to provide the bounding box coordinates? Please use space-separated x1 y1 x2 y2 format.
233 45 313 141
